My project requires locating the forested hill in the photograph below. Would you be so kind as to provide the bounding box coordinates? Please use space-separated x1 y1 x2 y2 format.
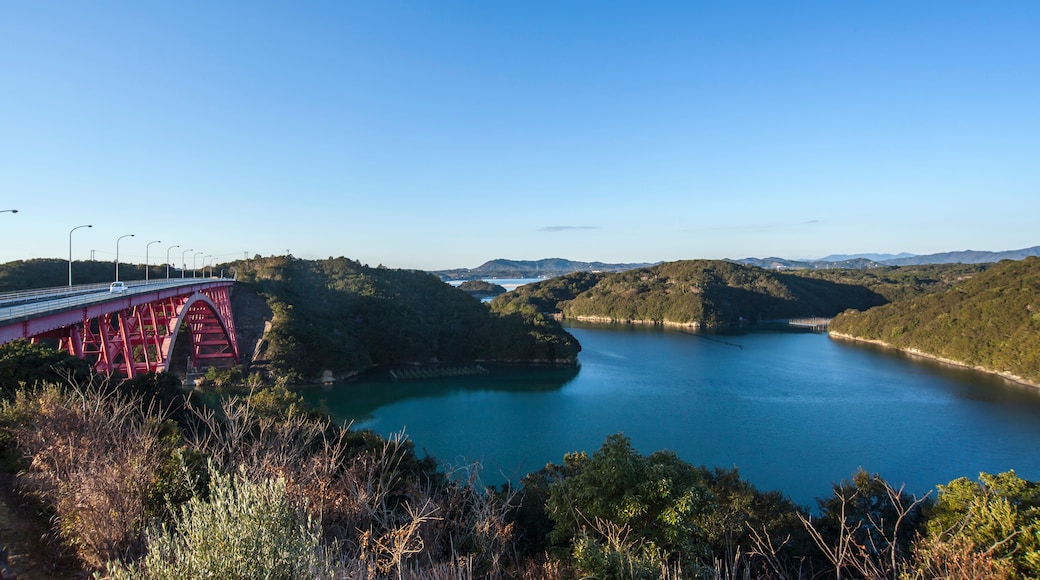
233 256 580 382
830 257 1040 386
0 258 152 291
492 260 888 328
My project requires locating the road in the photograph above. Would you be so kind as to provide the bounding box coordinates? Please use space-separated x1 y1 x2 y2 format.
0 278 232 324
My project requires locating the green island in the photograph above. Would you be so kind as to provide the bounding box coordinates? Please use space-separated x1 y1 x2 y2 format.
1 256 1040 578
490 259 988 328
456 279 508 299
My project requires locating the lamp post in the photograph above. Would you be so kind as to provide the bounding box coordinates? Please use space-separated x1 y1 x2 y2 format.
193 252 204 278
181 249 193 279
202 255 212 277
115 234 135 282
145 240 161 281
0 210 17 214
166 245 180 279
68 224 93 286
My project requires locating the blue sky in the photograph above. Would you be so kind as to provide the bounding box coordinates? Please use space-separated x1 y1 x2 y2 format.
2 2 1038 270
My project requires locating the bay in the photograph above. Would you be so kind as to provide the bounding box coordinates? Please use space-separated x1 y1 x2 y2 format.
299 322 1040 507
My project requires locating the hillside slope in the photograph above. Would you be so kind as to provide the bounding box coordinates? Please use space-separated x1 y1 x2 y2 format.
234 256 580 382
830 257 1040 386
495 260 887 328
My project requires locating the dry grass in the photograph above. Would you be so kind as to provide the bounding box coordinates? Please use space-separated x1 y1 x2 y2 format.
905 534 1014 580
1 381 169 569
183 393 523 579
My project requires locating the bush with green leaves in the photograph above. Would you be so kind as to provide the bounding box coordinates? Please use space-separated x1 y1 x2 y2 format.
543 433 809 576
922 470 1040 576
107 465 331 579
0 339 90 392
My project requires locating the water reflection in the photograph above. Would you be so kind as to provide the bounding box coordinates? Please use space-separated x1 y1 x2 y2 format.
297 364 580 424
829 336 1040 407
295 324 1040 506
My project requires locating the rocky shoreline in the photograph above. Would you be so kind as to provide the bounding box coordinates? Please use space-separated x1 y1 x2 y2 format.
828 332 1040 390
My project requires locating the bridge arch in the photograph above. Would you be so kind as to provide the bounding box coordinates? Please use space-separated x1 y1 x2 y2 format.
1 280 240 379
159 290 240 374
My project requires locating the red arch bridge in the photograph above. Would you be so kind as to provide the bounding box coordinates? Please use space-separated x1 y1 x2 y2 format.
0 279 240 378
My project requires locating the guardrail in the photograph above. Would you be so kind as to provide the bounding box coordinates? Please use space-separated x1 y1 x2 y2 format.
0 278 233 324
0 282 112 306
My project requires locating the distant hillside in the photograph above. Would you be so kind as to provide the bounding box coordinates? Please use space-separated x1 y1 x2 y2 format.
830 256 1040 386
492 260 886 329
0 258 156 291
432 258 654 280
880 246 1040 266
818 252 917 262
733 257 884 270
734 245 1040 270
789 263 989 303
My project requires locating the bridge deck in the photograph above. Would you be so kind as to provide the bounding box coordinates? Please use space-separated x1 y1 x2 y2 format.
0 278 234 343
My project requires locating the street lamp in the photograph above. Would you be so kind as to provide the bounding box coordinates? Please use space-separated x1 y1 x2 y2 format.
68 224 93 286
202 255 212 277
0 210 17 214
193 252 204 278
145 240 161 281
180 249 193 278
166 244 180 279
115 234 135 282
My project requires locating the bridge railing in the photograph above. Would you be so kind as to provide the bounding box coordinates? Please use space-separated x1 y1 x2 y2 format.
0 278 232 324
0 282 113 306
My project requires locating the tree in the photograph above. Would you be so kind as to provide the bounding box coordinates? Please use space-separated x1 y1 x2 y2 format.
923 470 1040 576
806 469 931 578
0 340 90 392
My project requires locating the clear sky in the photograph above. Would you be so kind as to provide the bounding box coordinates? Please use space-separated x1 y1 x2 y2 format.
2 2 1038 270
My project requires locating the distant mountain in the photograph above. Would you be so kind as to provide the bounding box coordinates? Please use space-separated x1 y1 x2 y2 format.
880 246 1040 266
432 258 655 280
818 252 917 262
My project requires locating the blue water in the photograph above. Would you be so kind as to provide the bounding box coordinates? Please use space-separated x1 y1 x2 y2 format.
299 323 1040 507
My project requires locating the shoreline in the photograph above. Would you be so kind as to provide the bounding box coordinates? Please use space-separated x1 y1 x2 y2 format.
828 332 1040 390
558 314 704 330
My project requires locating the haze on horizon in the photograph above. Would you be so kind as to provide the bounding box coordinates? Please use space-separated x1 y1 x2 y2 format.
2 2 1037 272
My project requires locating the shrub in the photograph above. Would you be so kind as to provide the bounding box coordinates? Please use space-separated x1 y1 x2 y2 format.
107 465 330 579
921 470 1040 576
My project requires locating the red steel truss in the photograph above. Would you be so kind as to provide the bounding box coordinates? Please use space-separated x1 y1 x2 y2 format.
13 284 240 378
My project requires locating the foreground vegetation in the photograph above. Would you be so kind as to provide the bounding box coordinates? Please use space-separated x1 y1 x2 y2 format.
831 257 1040 386
1 348 1039 578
